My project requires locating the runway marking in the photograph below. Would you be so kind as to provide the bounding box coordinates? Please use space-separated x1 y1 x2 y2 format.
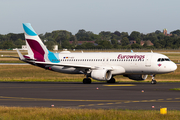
115 102 121 104
88 104 94 106
78 98 180 108
0 96 179 108
153 101 180 102
124 101 130 103
97 103 104 105
79 105 85 107
103 84 136 87
175 98 180 99
0 86 93 89
132 101 140 103
158 99 164 101
0 96 122 102
166 98 172 100
107 103 114 105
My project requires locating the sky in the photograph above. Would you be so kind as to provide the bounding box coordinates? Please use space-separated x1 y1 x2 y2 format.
0 0 180 35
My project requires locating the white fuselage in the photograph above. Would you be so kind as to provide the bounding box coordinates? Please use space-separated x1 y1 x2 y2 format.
50 52 177 75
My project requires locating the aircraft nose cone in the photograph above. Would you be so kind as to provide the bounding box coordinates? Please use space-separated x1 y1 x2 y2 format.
171 63 177 71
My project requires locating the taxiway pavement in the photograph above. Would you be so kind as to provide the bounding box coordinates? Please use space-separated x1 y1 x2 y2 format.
0 82 179 110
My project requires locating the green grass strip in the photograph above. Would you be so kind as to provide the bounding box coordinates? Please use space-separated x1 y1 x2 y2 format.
0 107 179 120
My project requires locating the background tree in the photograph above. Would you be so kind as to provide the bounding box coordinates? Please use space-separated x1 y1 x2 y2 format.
14 38 25 48
96 40 112 49
99 31 111 40
121 37 129 46
45 41 55 50
136 38 141 44
120 32 128 38
155 30 161 34
75 29 95 41
131 43 141 49
61 40 72 49
3 41 14 49
129 31 140 40
170 30 180 36
113 31 121 36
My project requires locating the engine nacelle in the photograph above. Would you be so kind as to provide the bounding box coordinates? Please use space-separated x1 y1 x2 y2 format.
91 69 112 81
124 74 148 81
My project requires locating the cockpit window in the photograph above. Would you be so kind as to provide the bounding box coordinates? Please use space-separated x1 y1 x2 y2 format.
157 58 171 62
165 58 170 61
158 58 161 62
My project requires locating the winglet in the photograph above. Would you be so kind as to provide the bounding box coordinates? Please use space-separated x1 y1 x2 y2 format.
16 49 25 60
131 50 133 53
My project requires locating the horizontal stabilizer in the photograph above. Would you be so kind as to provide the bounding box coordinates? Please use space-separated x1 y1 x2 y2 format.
16 49 25 60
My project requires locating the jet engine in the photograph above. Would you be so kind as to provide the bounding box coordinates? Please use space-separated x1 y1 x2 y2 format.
91 69 112 81
124 74 148 81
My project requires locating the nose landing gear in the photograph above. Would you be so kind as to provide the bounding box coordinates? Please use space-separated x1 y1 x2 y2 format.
151 75 157 84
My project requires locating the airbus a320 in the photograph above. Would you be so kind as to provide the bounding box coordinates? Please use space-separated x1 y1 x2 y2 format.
16 23 177 84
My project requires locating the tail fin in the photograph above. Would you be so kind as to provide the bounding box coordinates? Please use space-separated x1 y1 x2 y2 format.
23 23 60 63
23 23 48 62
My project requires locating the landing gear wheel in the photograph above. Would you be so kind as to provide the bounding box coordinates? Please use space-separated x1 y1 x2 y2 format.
151 74 157 84
107 78 116 83
83 78 91 84
151 80 157 84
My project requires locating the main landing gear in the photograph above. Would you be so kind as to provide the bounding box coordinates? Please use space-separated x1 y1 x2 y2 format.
107 77 116 83
83 78 91 84
83 77 116 84
151 75 157 84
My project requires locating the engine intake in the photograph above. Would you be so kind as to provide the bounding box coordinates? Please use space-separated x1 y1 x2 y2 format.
91 69 112 81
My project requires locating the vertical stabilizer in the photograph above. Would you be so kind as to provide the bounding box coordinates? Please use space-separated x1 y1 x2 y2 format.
23 23 48 62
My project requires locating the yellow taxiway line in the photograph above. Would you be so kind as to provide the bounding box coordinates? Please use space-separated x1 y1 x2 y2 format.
103 84 136 86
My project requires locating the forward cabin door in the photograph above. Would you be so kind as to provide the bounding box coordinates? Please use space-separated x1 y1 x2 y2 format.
145 55 152 67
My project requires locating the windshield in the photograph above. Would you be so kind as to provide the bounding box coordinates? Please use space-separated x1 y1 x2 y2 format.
157 58 171 62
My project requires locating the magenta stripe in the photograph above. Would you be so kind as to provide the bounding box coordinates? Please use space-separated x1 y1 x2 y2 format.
26 39 45 62
23 55 30 59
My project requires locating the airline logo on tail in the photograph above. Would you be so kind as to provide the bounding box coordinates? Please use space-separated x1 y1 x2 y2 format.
23 23 60 63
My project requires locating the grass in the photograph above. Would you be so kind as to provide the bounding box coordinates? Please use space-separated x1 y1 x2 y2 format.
170 88 180 91
0 107 179 120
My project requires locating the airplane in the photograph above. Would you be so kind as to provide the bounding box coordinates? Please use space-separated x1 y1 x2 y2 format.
16 23 177 84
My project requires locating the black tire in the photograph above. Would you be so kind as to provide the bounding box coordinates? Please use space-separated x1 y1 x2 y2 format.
107 78 116 83
151 80 157 84
83 78 91 84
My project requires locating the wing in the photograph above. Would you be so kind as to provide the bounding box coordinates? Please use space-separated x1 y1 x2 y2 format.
30 61 93 69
